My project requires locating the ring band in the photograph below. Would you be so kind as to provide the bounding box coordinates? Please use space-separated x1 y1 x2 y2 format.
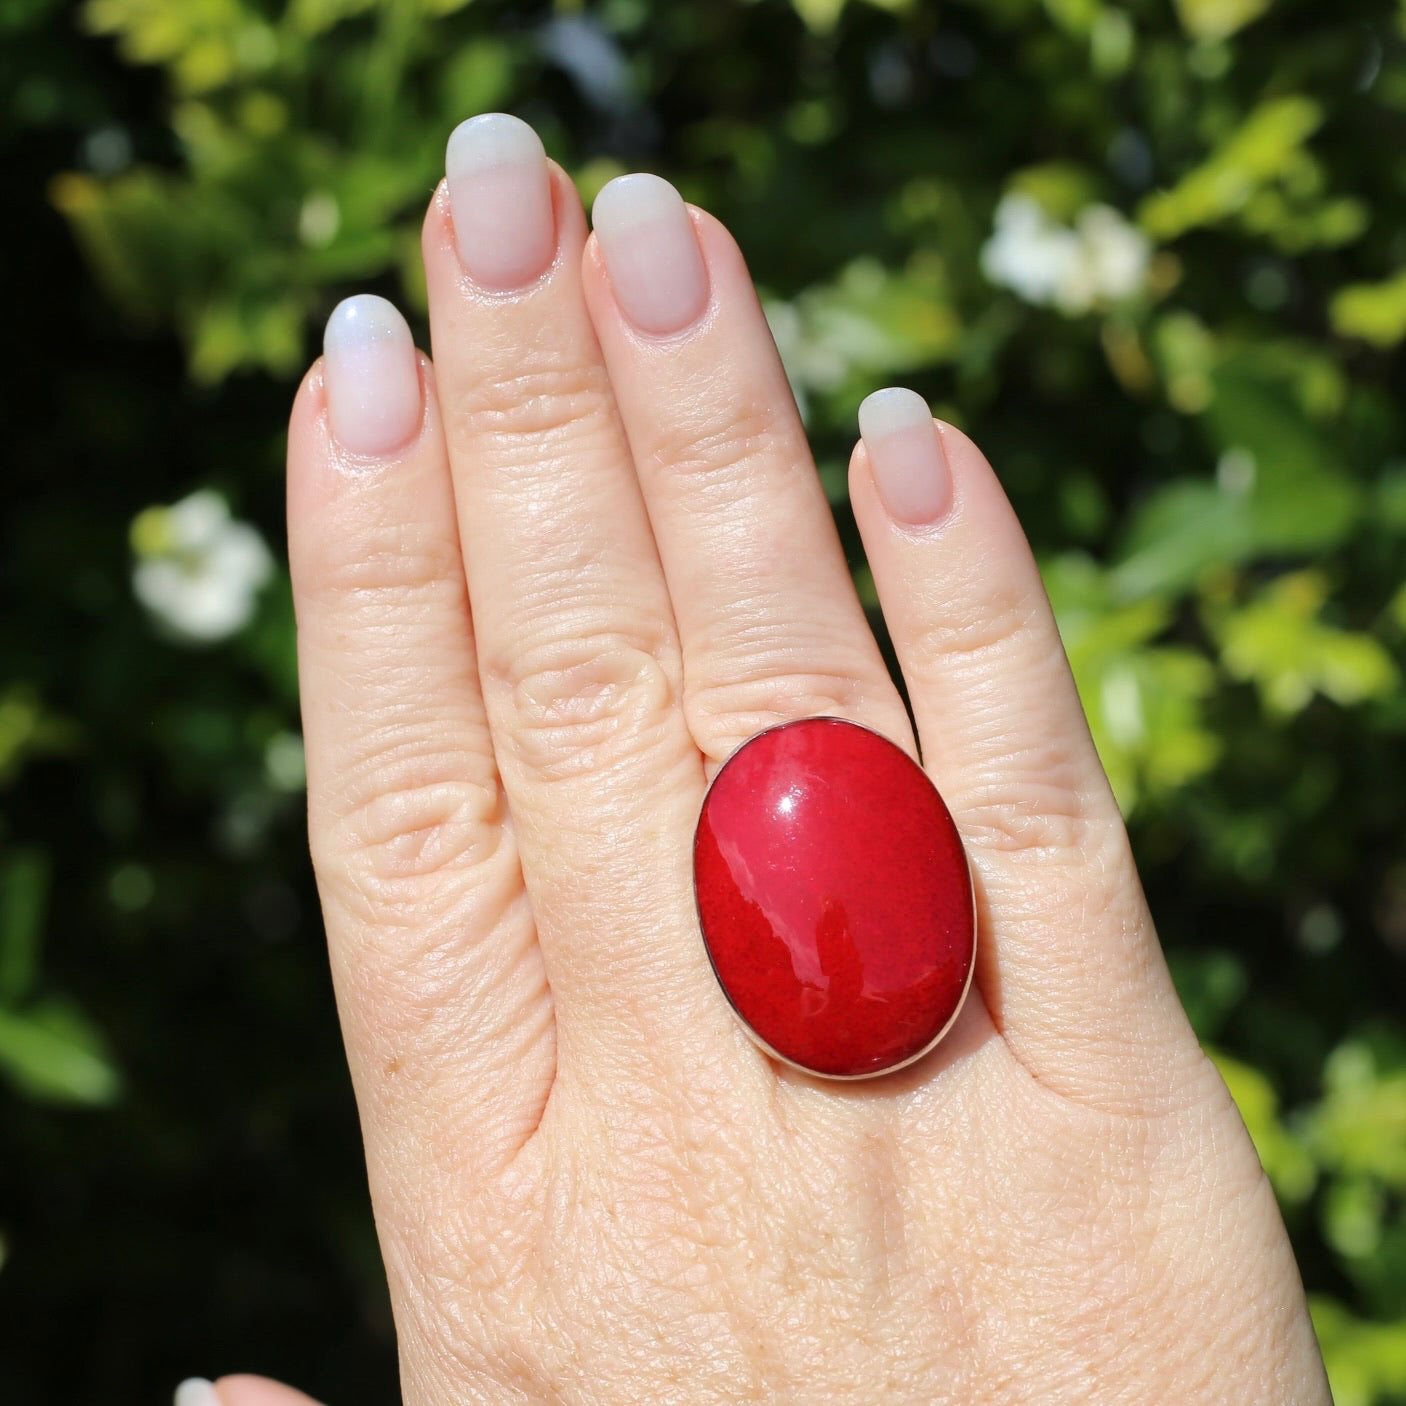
693 717 976 1080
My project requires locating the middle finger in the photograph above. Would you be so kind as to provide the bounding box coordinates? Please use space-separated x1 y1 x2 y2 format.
424 116 714 1079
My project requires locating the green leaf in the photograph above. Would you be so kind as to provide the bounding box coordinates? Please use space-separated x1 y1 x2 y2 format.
790 0 848 30
768 258 961 415
1313 1300 1406 1406
1007 161 1102 223
50 167 218 324
790 0 912 32
1211 571 1399 716
1042 0 1102 39
1331 269 1406 349
1044 553 1220 813
1311 1297 1406 1406
83 0 279 94
1172 0 1274 41
1240 188 1368 254
287 0 377 37
0 686 78 787
1322 1176 1386 1260
190 292 308 383
1201 360 1360 549
0 999 123 1107
437 39 515 121
1139 96 1323 241
0 849 50 1008
1109 480 1254 601
1308 1040 1406 1190
1114 328 1361 597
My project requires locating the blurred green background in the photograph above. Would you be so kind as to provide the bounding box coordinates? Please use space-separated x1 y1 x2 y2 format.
3 0 1406 1399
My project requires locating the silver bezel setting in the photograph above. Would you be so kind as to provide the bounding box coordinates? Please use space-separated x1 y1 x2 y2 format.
692 715 979 1082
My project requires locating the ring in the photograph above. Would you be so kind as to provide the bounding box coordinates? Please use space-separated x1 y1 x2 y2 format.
693 717 976 1080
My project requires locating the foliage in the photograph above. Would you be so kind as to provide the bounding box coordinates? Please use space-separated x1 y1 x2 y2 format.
3 0 1406 1400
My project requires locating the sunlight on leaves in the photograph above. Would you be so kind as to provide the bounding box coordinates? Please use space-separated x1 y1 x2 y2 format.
1114 322 1360 598
288 0 378 36
84 0 278 93
1045 554 1220 813
1309 1039 1406 1190
1211 571 1399 716
1312 1298 1406 1406
1140 96 1323 241
1332 269 1406 349
791 0 912 33
767 259 960 418
1173 0 1274 40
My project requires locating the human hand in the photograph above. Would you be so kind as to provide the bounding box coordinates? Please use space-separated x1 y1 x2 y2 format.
220 112 1329 1404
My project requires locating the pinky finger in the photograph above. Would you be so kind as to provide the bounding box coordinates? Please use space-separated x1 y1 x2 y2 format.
850 388 1194 1100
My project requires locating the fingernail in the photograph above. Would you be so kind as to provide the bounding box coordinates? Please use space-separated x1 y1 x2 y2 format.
322 294 422 458
174 1379 220 1406
591 173 709 335
445 112 555 289
858 388 951 526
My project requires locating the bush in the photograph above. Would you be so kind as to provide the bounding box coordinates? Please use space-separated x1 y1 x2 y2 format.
3 0 1404 1400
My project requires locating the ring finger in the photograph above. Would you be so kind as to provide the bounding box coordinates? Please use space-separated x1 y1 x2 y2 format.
581 176 913 768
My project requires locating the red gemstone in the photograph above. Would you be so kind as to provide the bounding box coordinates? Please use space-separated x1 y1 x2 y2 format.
694 717 975 1079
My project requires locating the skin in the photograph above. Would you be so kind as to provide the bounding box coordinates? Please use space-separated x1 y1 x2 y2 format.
238 142 1332 1405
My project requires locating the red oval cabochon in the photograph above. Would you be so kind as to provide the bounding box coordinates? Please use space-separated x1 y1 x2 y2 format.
694 718 975 1078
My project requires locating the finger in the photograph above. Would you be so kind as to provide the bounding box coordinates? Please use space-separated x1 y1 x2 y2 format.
582 179 912 767
289 296 551 1196
210 1377 324 1406
851 390 1194 1099
424 116 720 1078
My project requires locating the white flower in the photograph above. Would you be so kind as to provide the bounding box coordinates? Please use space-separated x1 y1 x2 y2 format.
981 193 1150 314
1073 204 1151 301
981 194 1082 307
131 490 274 643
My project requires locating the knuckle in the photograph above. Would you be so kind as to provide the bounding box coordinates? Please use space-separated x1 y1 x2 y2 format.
484 628 679 783
344 774 504 883
313 721 510 923
453 360 615 457
646 394 792 487
953 768 1101 859
916 575 1052 671
683 615 901 762
908 581 1114 861
687 667 872 762
303 519 464 612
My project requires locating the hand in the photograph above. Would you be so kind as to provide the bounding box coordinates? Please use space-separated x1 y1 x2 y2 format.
238 112 1329 1404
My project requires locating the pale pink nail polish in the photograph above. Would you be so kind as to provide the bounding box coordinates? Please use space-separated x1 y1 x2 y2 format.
591 173 709 335
445 113 556 289
322 295 422 458
858 388 951 526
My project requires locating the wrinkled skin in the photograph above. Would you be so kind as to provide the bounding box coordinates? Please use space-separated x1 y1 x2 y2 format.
229 127 1330 1406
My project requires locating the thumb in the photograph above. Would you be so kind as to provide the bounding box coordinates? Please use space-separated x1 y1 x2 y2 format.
176 1376 325 1406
